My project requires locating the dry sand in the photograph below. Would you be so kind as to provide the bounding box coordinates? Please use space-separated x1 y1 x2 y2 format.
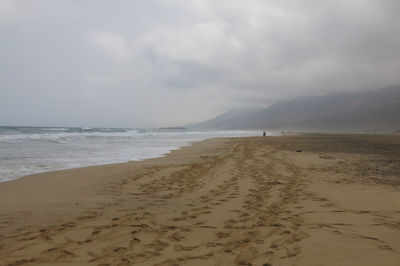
0 134 399 265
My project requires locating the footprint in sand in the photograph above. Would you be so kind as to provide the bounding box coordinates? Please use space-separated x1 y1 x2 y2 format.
174 244 197 251
113 246 127 254
169 232 185 242
216 232 231 238
91 229 101 236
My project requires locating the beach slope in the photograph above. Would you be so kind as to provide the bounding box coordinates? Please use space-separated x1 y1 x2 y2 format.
0 135 399 265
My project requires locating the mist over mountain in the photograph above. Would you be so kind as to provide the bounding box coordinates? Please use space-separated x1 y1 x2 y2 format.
189 86 400 132
186 108 263 130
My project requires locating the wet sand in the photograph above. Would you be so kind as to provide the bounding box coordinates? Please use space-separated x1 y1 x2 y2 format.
0 134 399 265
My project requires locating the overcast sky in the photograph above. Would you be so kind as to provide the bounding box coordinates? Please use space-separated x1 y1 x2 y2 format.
1 0 399 127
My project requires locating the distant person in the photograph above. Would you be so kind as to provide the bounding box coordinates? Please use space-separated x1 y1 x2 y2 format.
263 131 266 137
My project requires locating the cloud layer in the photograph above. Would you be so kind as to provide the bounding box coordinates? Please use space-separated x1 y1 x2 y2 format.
1 0 399 127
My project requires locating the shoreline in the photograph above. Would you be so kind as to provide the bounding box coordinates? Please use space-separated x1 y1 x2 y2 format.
0 140 194 185
0 129 262 183
1 134 399 265
1 134 252 184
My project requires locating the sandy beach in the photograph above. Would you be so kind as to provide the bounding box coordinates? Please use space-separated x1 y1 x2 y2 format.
0 134 399 266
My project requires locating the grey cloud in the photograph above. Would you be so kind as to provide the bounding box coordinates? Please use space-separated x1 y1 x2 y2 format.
161 61 222 89
0 0 399 127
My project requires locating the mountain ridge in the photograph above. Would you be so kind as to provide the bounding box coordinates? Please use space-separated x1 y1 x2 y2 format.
189 86 400 132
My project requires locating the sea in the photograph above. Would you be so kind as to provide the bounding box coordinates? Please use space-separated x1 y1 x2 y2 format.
0 126 262 182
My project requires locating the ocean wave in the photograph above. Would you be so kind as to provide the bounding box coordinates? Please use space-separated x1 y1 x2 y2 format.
0 127 141 142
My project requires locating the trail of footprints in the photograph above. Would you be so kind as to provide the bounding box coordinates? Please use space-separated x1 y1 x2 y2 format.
2 140 311 265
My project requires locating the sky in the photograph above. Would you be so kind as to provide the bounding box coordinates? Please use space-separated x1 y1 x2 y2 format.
1 0 399 128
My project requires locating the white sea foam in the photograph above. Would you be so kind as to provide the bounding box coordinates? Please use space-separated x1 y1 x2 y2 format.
0 127 264 182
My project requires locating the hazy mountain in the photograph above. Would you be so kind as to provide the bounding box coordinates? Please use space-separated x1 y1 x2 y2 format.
190 86 400 132
187 108 262 130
